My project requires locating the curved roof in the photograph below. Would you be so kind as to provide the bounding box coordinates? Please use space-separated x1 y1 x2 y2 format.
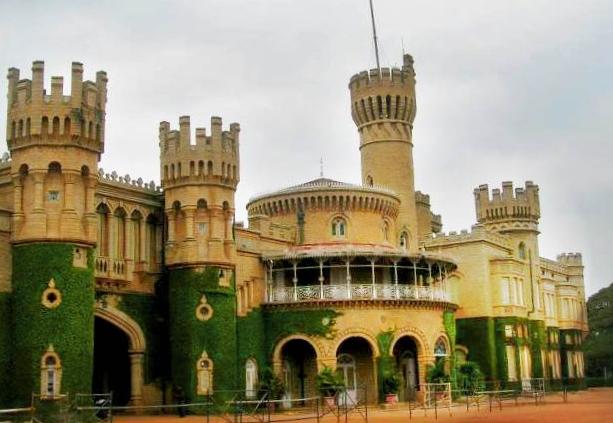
247 177 399 205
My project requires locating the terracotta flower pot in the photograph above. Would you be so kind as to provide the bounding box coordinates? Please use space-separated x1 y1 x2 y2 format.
385 393 398 404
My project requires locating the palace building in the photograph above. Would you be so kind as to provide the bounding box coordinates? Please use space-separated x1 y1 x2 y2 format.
0 54 588 407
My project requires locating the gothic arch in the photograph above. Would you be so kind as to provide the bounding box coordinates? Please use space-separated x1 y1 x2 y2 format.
94 305 146 352
390 326 430 357
332 328 380 358
272 334 324 364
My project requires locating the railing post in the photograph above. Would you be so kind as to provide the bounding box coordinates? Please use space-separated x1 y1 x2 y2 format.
319 259 324 300
293 262 298 301
393 261 399 299
346 260 351 299
370 259 376 299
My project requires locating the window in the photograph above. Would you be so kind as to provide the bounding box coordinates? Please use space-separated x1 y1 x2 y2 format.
366 175 373 186
196 351 214 395
505 325 514 338
48 191 60 202
518 242 526 259
40 346 62 399
245 359 258 399
434 338 447 357
382 221 389 241
331 217 346 238
198 223 208 235
399 232 409 250
506 345 517 381
500 278 510 305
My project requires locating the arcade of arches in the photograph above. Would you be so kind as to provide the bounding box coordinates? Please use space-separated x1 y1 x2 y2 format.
273 331 443 404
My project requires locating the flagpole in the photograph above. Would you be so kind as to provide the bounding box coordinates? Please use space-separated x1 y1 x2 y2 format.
369 0 381 72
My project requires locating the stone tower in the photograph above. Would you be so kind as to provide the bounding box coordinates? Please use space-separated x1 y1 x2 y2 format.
5 61 106 401
474 181 543 312
349 54 419 251
159 116 241 400
7 61 105 244
159 115 240 267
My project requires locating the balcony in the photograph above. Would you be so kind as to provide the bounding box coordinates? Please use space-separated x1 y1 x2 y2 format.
267 283 450 304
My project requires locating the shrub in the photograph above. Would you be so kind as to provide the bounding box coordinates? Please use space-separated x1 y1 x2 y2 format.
258 368 285 400
316 367 345 397
456 361 485 395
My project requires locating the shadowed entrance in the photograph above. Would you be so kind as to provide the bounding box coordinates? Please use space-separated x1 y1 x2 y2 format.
393 336 419 401
281 339 318 401
93 317 131 406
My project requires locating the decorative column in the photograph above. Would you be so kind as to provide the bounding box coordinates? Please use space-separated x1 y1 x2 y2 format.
62 172 76 211
319 259 324 300
393 260 399 299
292 262 298 301
370 259 377 299
413 261 419 299
184 207 195 239
32 171 45 211
128 352 145 406
267 260 274 302
139 218 147 263
346 259 352 299
166 209 175 244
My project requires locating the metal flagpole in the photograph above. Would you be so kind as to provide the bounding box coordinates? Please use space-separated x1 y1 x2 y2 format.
369 0 381 72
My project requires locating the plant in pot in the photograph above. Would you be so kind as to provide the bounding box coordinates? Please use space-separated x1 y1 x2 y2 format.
316 367 344 408
456 361 484 396
382 371 401 404
258 368 285 412
426 359 451 400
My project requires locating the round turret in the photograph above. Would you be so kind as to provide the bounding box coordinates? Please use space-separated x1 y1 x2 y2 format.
6 61 106 244
159 116 240 267
349 54 419 252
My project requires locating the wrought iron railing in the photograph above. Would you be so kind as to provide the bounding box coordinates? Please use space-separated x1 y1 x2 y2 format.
267 283 449 303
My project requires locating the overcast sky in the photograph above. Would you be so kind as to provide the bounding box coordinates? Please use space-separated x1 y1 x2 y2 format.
1 0 611 295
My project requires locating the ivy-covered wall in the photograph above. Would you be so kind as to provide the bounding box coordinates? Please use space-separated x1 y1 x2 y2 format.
560 329 584 381
168 267 238 402
456 317 498 380
0 292 12 407
443 311 457 386
12 243 95 406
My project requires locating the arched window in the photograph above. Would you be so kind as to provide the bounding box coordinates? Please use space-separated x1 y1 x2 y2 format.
196 351 214 396
518 242 526 260
207 161 213 176
40 346 62 399
52 117 60 136
64 117 71 136
399 232 409 250
245 359 258 399
114 208 127 259
197 199 208 210
336 353 356 391
96 203 111 256
434 338 448 357
131 210 143 262
366 175 373 186
383 221 389 241
331 217 346 238
48 161 62 173
41 116 49 136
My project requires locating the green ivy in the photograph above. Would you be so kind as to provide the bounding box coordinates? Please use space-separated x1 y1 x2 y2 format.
0 292 12 407
456 317 498 381
262 308 340 357
168 267 237 403
375 330 395 401
11 243 95 407
443 311 457 387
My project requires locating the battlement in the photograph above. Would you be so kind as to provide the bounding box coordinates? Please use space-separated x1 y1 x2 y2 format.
98 168 161 194
415 191 431 205
349 54 416 128
159 116 241 189
474 181 540 227
557 253 583 267
425 224 512 249
6 61 107 154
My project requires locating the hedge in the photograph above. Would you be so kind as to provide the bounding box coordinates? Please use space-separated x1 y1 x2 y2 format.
0 292 12 407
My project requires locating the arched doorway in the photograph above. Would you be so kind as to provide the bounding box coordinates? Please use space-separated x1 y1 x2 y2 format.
280 339 318 402
93 317 131 405
393 336 419 401
336 337 375 404
94 306 146 406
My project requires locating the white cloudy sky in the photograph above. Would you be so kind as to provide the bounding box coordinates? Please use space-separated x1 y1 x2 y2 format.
1 0 611 295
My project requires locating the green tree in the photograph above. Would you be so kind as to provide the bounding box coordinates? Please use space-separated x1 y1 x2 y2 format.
584 282 613 377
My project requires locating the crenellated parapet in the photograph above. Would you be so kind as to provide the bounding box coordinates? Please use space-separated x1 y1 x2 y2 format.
159 116 240 191
6 61 107 155
556 252 583 267
474 181 540 232
424 224 512 249
349 54 416 132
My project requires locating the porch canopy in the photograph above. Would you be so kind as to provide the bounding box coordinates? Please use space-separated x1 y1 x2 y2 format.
262 244 457 304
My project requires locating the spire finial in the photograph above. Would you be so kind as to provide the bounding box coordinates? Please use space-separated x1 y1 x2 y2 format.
320 157 324 178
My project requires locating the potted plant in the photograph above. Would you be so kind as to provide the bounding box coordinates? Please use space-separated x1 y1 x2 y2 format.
426 359 451 400
258 368 285 412
382 371 401 404
316 367 344 408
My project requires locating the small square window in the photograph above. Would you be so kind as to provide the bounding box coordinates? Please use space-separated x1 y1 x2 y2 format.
48 191 60 202
198 223 208 235
505 325 513 338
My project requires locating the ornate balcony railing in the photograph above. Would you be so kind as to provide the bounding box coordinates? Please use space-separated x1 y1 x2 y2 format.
95 256 128 280
266 284 450 304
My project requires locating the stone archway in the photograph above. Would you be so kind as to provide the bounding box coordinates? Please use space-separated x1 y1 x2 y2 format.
94 305 146 406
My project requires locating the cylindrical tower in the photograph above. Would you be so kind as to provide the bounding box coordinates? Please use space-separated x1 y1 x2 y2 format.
160 116 241 400
349 54 418 251
5 61 106 404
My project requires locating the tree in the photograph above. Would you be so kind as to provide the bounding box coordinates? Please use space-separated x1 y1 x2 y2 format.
584 282 613 377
